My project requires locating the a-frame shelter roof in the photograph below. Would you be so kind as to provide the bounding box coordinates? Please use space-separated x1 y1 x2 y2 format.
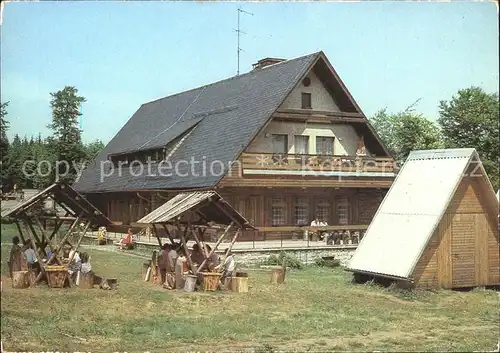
1 182 111 226
347 148 499 280
137 190 255 229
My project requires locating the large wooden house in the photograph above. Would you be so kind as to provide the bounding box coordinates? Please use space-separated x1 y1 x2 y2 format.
74 51 396 240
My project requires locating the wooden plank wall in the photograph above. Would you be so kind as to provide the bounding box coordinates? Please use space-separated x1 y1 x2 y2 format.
412 177 499 289
89 187 387 242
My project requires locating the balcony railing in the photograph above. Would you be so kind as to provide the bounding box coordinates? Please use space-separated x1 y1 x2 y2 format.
240 152 395 174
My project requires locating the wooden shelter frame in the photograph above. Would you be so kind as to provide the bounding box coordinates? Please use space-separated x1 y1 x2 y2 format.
137 191 255 275
2 182 111 285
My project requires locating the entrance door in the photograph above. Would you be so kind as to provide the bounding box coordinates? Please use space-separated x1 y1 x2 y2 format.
451 214 476 287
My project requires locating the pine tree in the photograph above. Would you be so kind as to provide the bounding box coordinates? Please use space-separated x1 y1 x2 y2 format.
0 102 10 188
47 86 86 183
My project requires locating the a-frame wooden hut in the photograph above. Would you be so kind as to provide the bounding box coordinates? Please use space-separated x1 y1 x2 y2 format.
347 148 499 289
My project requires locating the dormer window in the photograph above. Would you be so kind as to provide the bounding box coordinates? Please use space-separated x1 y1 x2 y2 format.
301 92 312 109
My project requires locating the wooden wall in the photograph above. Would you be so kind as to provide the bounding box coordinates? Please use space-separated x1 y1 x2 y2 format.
86 187 386 241
412 177 499 289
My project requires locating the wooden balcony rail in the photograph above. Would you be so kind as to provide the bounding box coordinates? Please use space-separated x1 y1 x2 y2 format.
240 153 395 173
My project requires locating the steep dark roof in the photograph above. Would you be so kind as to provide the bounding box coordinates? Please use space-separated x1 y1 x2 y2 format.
74 52 320 193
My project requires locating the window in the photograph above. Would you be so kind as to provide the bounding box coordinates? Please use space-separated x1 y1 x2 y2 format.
316 199 331 223
316 136 334 155
271 196 286 226
294 135 309 155
271 134 288 154
301 92 312 109
336 196 349 225
294 197 309 226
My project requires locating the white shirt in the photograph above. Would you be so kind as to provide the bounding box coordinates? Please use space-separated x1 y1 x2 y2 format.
24 248 37 264
168 249 178 269
81 262 92 274
310 220 321 227
224 255 235 273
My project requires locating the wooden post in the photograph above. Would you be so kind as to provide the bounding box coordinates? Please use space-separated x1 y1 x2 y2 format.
177 222 194 273
161 224 176 245
24 220 46 257
196 222 234 275
14 220 27 244
68 220 91 264
151 224 162 248
39 214 81 282
32 216 57 254
218 228 241 271
191 226 209 260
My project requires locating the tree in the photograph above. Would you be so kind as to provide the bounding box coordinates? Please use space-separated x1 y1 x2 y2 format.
438 87 499 189
0 102 10 187
84 140 105 164
370 101 444 165
47 86 86 183
6 134 25 187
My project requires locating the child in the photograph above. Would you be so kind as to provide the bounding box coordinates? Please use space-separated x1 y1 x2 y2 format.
119 228 134 250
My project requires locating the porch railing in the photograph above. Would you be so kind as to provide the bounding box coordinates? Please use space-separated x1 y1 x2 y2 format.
240 152 395 174
89 223 368 250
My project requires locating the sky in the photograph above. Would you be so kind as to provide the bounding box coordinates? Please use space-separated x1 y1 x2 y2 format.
1 1 498 144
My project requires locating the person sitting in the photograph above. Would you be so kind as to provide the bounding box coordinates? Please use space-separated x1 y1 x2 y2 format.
119 228 134 250
23 240 40 273
160 244 178 289
158 243 171 285
309 217 321 241
79 252 109 289
204 244 220 271
9 236 25 276
217 248 235 281
190 244 204 266
68 249 82 282
318 219 329 241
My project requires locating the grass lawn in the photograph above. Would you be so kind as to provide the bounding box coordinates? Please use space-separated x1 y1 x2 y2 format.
1 223 499 352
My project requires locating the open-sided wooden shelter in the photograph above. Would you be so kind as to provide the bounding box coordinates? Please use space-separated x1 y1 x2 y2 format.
2 182 111 284
347 148 500 289
136 190 254 275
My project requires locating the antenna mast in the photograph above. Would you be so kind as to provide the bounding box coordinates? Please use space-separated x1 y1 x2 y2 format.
236 6 253 75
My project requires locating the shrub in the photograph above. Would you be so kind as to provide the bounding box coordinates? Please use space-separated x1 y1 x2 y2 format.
263 251 303 269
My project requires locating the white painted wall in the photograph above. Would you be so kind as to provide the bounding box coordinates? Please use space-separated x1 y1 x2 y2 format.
246 121 371 156
280 70 340 111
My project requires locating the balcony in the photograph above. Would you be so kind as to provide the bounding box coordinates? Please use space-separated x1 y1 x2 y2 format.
239 152 396 176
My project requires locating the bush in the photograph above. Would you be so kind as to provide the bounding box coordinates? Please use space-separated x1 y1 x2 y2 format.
314 257 326 267
263 251 303 269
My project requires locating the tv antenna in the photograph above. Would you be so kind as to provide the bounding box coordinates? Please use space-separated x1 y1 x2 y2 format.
235 6 253 75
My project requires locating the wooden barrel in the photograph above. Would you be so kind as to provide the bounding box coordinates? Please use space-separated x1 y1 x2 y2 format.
201 272 221 291
45 265 68 288
184 275 197 292
270 268 285 284
12 271 29 289
231 277 248 293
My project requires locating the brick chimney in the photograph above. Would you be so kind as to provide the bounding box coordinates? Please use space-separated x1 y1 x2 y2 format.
252 57 286 70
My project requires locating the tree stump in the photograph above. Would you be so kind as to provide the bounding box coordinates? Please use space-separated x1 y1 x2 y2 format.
231 276 248 293
270 268 285 284
27 270 38 287
79 272 95 289
12 271 29 289
223 277 232 290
